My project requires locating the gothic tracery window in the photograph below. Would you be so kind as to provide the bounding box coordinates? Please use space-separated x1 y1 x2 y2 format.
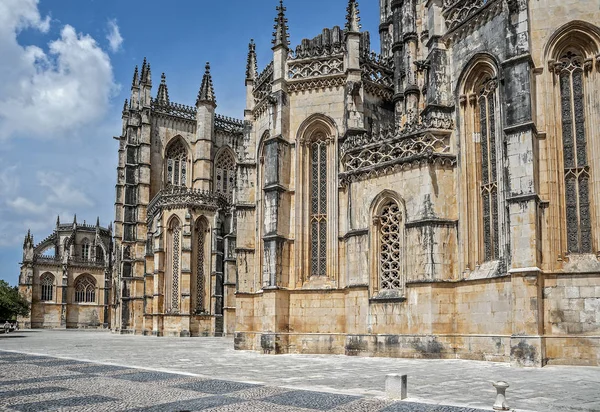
194 219 207 313
40 273 54 301
310 135 327 277
477 78 500 262
379 200 403 291
166 218 181 313
75 275 95 303
557 51 592 254
81 239 90 261
165 139 188 187
215 149 236 198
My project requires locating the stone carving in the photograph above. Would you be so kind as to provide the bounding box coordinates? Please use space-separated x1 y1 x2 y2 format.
287 75 346 94
288 56 344 79
253 62 274 104
147 186 228 223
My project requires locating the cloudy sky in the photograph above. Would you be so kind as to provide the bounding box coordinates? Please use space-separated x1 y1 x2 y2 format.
0 0 380 285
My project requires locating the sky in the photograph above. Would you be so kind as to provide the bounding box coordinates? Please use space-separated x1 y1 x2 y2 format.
0 0 380 286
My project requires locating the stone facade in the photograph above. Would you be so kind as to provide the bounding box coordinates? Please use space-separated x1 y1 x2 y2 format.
18 217 113 329
112 62 242 337
110 0 600 366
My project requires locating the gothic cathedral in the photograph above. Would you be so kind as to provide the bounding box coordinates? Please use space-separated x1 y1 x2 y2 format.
21 0 600 367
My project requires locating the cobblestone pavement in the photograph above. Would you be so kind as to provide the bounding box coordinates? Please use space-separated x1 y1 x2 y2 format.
0 330 599 411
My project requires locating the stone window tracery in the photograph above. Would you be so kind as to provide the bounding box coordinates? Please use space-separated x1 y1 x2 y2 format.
310 135 327 277
81 239 90 261
168 219 181 313
477 78 500 261
75 275 96 303
215 149 236 198
378 200 403 290
194 219 207 313
40 273 54 301
165 139 188 187
557 51 592 254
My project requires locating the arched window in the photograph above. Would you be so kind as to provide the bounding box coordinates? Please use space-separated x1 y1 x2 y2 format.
165 139 188 187
555 51 592 253
165 217 181 313
193 218 209 313
96 245 104 264
214 149 236 198
477 78 500 261
379 200 403 290
40 273 54 301
310 133 328 277
370 194 406 297
458 57 505 270
75 275 96 303
81 238 90 261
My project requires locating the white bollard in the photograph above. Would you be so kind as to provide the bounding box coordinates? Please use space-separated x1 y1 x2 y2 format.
386 374 407 400
492 381 510 411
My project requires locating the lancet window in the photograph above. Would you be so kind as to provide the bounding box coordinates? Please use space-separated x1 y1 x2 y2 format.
165 139 188 187
75 275 95 303
194 219 207 313
215 149 236 198
557 51 592 254
478 78 500 262
310 135 327 277
40 273 54 301
378 200 403 290
81 239 90 261
166 218 181 313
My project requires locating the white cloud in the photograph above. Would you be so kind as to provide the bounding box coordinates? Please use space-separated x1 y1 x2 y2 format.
106 19 123 52
37 171 93 207
0 164 19 196
6 197 47 215
0 0 118 140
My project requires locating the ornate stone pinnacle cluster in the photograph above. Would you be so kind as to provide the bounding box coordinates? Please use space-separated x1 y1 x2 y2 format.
246 39 258 80
156 73 170 104
197 62 216 105
272 0 290 48
131 65 139 87
346 0 361 32
140 57 152 85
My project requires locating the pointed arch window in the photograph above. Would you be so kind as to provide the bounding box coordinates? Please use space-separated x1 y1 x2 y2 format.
166 218 181 313
310 134 328 277
378 200 403 291
40 273 54 302
165 140 188 187
556 51 592 253
477 78 500 262
215 149 236 198
81 239 90 261
75 275 96 303
194 218 208 313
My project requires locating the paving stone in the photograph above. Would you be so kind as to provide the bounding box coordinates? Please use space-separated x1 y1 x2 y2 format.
126 396 242 411
0 386 67 398
111 371 182 382
175 379 261 394
262 390 361 410
8 395 117 412
64 364 132 374
0 375 79 386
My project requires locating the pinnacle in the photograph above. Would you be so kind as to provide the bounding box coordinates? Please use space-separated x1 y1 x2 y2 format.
132 65 139 87
246 39 258 80
156 73 170 104
346 0 361 33
197 62 216 106
272 0 290 48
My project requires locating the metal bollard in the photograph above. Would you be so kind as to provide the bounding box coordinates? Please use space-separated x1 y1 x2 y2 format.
386 374 408 400
492 381 510 411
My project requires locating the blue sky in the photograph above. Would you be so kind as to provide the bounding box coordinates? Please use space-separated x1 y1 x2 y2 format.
0 0 380 286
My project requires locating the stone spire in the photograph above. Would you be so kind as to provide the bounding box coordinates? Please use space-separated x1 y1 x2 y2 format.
140 58 151 84
56 215 60 227
196 62 216 106
96 217 100 227
132 65 139 87
246 39 258 81
23 230 33 249
346 0 361 33
73 214 77 227
272 0 289 48
156 73 170 104
123 99 129 113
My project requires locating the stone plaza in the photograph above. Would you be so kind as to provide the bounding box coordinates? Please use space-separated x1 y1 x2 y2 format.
1 330 599 411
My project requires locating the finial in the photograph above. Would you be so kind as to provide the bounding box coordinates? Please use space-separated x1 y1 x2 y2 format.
346 0 361 33
73 214 77 225
272 0 290 48
141 59 151 84
246 39 258 80
123 99 128 112
156 73 170 104
132 65 139 86
196 62 216 106
56 215 60 227
96 217 100 227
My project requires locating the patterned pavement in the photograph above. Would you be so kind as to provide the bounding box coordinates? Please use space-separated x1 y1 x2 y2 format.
0 351 490 411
